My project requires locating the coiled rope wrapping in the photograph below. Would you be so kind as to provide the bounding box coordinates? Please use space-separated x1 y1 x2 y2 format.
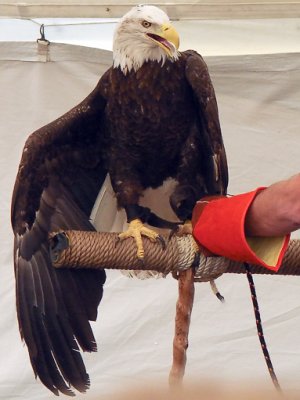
50 230 231 280
51 230 179 275
50 231 300 278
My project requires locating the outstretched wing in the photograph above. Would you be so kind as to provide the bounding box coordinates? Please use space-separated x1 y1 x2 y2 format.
11 75 109 396
185 50 228 194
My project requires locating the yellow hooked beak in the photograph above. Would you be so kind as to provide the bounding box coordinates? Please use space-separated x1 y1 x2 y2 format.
147 23 180 57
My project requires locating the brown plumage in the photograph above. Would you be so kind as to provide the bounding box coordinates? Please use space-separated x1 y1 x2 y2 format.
104 51 227 220
11 5 228 396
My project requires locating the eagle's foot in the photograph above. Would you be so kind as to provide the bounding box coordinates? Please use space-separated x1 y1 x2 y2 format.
118 218 165 259
172 220 199 280
177 220 199 253
175 220 193 236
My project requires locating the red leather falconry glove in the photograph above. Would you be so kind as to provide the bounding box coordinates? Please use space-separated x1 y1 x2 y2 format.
192 189 290 272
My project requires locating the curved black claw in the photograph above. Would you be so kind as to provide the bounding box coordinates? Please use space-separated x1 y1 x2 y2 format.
115 235 121 248
168 225 181 241
157 234 166 250
137 257 145 267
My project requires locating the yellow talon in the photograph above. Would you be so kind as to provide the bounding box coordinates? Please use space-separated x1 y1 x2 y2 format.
118 218 162 259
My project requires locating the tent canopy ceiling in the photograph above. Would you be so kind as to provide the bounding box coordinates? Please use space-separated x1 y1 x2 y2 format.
1 0 300 19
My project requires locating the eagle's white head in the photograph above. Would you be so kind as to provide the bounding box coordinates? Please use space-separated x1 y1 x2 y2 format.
113 5 180 74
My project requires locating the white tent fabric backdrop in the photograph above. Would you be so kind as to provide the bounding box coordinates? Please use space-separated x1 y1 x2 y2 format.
0 21 300 400
1 18 300 56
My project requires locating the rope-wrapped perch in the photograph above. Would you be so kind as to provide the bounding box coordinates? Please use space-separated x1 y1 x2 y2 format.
49 230 300 389
50 230 300 278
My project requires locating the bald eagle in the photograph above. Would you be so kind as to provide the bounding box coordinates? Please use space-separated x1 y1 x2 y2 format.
11 4 228 396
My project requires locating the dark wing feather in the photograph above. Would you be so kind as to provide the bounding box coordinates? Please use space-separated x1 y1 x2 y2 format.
185 50 228 194
12 76 109 396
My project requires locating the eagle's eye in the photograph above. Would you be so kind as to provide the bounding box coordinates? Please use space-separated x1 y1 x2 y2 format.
142 20 152 28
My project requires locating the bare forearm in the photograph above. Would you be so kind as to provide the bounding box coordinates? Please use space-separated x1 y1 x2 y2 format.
245 174 300 237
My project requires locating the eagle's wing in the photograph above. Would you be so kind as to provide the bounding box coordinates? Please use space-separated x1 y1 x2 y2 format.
185 50 228 194
11 75 109 396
